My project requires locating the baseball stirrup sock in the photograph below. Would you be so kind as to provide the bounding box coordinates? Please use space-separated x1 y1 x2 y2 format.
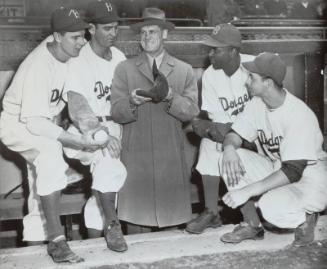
40 191 64 241
241 200 261 227
96 191 118 229
202 175 220 215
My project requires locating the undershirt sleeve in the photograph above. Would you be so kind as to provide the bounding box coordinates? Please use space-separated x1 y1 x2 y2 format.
280 159 308 183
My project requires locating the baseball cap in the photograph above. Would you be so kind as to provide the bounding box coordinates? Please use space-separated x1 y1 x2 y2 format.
243 52 286 86
203 23 241 48
86 0 120 24
130 7 175 32
51 7 90 32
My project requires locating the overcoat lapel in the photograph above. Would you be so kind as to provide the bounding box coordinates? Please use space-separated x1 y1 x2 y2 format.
160 52 174 78
136 52 154 83
136 51 175 83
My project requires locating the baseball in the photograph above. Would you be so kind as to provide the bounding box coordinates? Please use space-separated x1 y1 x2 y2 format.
94 130 109 143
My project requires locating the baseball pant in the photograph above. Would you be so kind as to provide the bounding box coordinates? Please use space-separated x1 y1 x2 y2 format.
64 121 127 230
0 112 69 196
196 138 222 176
0 112 71 241
219 148 327 229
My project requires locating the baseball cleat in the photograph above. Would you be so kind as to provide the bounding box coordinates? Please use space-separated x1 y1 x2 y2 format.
186 208 222 234
292 212 318 247
220 222 264 243
47 239 84 263
105 221 128 252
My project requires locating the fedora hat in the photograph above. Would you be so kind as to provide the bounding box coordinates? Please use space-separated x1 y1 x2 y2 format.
130 7 175 31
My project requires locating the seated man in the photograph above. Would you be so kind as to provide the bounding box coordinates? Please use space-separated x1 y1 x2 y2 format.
186 24 254 234
219 52 327 246
63 0 127 252
0 8 105 263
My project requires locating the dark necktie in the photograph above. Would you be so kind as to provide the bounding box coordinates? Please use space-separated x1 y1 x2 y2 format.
152 59 159 80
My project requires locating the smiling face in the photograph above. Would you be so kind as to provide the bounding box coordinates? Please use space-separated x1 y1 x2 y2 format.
208 46 234 70
140 25 166 56
91 21 118 48
57 30 86 58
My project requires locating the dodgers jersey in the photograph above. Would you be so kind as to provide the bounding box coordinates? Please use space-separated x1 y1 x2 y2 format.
2 37 68 122
201 54 254 123
196 54 254 176
232 90 327 163
64 43 126 117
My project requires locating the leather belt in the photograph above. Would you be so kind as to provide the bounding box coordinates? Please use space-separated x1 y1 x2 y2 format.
97 116 113 122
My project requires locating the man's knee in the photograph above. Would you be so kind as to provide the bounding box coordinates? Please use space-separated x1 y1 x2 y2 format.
258 188 305 229
33 141 68 196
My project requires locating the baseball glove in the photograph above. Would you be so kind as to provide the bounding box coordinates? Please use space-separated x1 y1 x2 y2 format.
192 119 231 143
136 62 169 103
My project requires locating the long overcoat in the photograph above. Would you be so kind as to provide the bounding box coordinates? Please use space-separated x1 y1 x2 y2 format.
111 51 199 227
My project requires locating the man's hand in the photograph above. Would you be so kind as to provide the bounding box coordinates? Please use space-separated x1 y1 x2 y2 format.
81 131 109 152
191 119 212 138
105 135 121 158
130 89 152 106
222 146 245 187
222 188 250 209
136 71 169 103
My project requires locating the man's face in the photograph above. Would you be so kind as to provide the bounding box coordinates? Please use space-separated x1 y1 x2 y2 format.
208 46 233 70
245 72 266 97
140 25 164 55
93 22 118 48
58 30 86 57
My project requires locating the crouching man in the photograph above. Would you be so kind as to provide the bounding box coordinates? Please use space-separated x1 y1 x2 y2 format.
219 52 327 247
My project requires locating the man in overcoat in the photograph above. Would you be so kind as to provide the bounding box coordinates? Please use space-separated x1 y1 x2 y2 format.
111 7 199 231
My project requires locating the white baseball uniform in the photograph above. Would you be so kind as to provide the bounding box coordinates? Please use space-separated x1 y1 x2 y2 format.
196 54 254 176
220 90 327 228
63 43 127 230
0 36 70 240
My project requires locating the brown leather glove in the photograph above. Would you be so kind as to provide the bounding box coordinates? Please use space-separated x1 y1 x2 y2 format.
136 63 169 103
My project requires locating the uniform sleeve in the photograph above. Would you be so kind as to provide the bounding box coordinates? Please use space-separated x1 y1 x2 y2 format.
166 63 199 122
64 59 90 102
231 99 258 142
279 109 319 162
201 70 232 123
110 61 138 124
20 62 52 120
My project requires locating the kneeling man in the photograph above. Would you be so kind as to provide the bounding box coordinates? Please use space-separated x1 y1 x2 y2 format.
220 52 327 247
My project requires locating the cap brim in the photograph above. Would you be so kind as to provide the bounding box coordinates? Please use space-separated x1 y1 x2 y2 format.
202 35 229 48
130 19 175 32
242 61 261 75
88 15 121 24
55 20 91 33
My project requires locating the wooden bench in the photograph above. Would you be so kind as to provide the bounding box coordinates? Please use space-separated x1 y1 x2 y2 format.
0 192 87 241
0 182 201 243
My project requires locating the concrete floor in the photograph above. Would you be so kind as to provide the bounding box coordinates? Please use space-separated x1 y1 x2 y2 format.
1 216 327 269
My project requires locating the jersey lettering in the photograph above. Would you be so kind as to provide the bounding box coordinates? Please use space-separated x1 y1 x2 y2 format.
219 94 250 116
258 129 283 153
50 88 66 105
94 81 111 101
